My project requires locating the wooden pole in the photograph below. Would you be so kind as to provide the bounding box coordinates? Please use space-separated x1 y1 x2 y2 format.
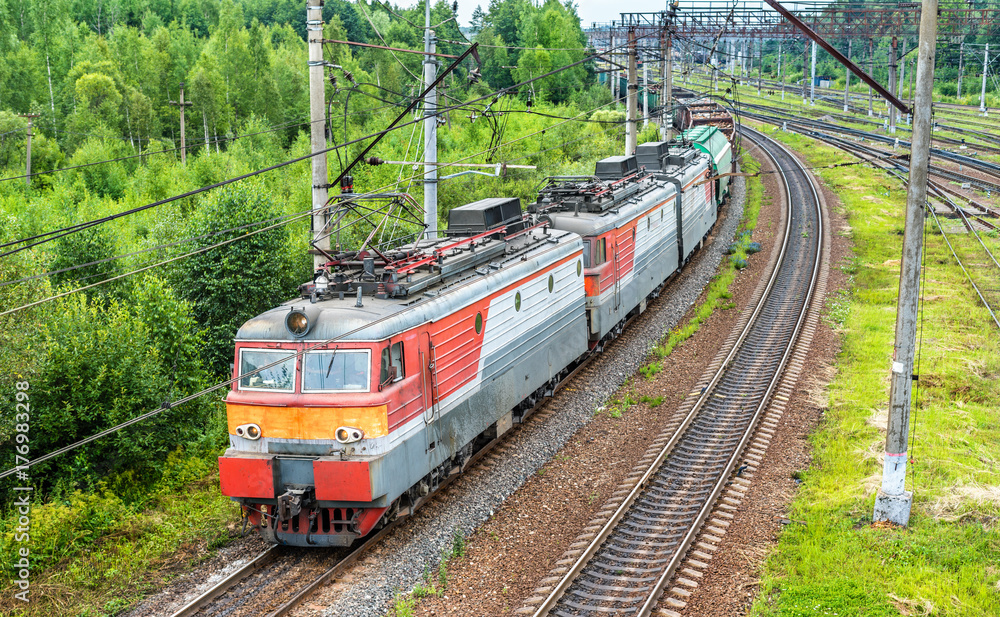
168 82 193 165
18 114 39 189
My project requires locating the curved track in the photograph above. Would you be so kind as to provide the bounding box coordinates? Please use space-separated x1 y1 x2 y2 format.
523 127 823 617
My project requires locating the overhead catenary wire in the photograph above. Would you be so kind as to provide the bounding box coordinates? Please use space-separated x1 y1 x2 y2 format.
3 91 629 297
0 118 318 185
0 32 680 479
0 108 648 485
2 34 657 259
0 99 628 479
0 207 317 289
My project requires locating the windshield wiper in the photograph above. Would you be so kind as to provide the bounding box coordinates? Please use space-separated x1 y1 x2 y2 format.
325 346 339 378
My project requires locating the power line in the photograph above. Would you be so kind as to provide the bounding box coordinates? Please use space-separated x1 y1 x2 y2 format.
3 92 623 307
0 89 649 482
0 208 315 290
2 36 652 259
0 118 316 185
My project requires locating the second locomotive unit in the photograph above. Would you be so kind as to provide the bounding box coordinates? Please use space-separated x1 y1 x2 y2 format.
218 128 734 546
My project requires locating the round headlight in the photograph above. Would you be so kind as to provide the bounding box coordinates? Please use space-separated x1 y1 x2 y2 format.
335 426 364 444
286 310 309 337
236 423 262 441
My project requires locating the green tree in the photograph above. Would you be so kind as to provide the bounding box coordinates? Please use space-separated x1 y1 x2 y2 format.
26 286 207 492
49 224 120 298
176 182 297 374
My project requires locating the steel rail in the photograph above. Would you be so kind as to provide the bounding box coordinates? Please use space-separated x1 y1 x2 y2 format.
928 206 1000 330
531 125 823 617
734 108 1000 194
168 547 280 617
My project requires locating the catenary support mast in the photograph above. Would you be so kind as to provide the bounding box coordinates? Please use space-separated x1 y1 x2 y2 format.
307 0 330 269
626 27 638 155
873 0 938 528
423 1 439 238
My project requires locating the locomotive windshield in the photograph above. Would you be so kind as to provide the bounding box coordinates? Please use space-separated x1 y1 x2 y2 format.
239 349 295 392
303 349 371 392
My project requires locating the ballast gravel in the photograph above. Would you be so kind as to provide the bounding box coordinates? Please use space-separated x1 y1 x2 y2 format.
304 178 748 617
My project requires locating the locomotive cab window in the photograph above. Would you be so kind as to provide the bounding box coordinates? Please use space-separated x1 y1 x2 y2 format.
583 238 607 267
304 349 371 392
239 349 296 392
379 343 405 385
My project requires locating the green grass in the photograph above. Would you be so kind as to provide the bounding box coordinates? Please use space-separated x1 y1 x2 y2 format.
748 124 1000 616
0 455 239 617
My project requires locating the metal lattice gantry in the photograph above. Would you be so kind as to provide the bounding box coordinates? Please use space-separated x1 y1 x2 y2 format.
588 1 1000 43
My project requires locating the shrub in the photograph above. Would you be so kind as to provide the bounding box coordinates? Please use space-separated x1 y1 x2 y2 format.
22 279 208 494
49 224 120 298
937 83 957 97
176 182 297 374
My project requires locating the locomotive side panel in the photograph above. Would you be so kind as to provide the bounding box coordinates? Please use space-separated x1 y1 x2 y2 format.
632 197 680 303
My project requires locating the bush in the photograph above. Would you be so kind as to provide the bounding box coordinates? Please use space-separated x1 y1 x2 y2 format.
49 224 120 298
176 182 297 374
20 279 208 494
937 83 957 97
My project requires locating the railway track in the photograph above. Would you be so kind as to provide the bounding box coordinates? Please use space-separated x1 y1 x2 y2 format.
514 126 822 617
732 107 1000 194
692 74 1000 143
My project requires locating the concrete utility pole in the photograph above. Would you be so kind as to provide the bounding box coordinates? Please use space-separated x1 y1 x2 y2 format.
168 83 193 165
18 114 39 188
802 41 809 104
957 41 964 98
981 43 989 113
423 0 439 237
665 31 672 138
778 41 784 101
609 32 615 100
810 40 817 105
643 51 649 129
873 0 938 529
661 26 672 139
758 40 763 96
307 0 330 269
908 57 914 117
844 40 852 113
869 39 875 116
889 37 898 133
626 27 638 155
897 39 906 105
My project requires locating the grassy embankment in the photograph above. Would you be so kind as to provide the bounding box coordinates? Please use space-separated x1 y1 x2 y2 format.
0 453 238 617
748 124 1000 616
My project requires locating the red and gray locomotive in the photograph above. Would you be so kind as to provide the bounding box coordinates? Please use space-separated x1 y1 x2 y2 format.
218 128 734 546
